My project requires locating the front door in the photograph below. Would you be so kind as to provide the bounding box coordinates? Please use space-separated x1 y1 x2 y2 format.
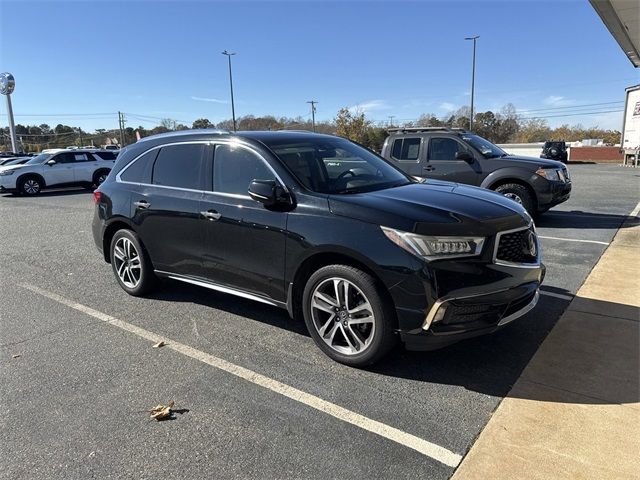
423 136 481 185
387 136 423 177
45 152 77 185
200 142 288 303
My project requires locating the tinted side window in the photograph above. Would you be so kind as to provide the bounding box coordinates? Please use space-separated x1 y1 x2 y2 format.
213 144 274 195
95 151 116 160
391 138 421 161
72 153 92 162
152 144 204 189
53 153 74 163
428 138 463 161
120 149 158 183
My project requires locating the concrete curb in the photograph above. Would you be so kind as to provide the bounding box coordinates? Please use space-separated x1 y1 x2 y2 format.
451 210 640 479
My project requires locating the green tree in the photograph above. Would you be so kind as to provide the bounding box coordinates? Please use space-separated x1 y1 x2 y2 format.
335 108 370 144
192 118 214 129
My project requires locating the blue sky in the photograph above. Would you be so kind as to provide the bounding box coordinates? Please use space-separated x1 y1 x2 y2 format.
0 0 637 131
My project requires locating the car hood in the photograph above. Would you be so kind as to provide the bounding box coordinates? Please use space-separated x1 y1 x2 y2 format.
501 154 565 169
329 181 531 236
0 164 27 173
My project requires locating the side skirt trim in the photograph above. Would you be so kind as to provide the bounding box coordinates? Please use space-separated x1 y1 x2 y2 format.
155 270 284 308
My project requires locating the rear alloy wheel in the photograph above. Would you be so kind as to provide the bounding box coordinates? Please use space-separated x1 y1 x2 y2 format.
20 177 42 196
495 183 535 214
303 265 396 366
110 229 157 296
93 170 109 187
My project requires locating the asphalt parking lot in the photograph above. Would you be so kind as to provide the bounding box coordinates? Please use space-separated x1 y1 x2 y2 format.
1 163 638 480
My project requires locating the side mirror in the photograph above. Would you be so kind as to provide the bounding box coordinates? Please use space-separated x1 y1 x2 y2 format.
248 179 289 207
455 151 473 163
46 159 57 166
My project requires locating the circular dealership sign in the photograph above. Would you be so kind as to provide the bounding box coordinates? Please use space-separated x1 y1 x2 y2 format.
0 72 15 95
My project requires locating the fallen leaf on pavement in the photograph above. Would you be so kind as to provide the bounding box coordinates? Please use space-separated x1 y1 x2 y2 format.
150 400 175 421
12 354 21 359
152 341 166 348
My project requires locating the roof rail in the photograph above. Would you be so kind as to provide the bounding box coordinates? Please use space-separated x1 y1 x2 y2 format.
387 127 468 133
136 128 230 143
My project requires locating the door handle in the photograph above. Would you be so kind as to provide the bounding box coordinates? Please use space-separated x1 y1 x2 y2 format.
201 210 221 221
133 200 150 209
423 166 435 171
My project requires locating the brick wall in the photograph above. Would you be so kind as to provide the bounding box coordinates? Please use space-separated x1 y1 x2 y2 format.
569 146 623 163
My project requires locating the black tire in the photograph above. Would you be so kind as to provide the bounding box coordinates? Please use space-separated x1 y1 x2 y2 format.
494 183 535 214
93 169 110 187
302 265 397 367
18 175 43 196
109 229 157 296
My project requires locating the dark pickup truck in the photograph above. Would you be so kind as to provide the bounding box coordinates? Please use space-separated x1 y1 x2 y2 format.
381 127 571 215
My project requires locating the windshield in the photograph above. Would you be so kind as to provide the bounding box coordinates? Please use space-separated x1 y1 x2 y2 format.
461 134 507 159
265 137 412 194
25 153 53 165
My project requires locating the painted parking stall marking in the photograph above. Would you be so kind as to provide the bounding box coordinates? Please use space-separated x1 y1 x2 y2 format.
539 290 574 301
537 235 610 246
18 282 463 469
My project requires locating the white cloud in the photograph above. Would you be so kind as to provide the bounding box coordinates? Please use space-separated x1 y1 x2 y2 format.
191 96 227 104
543 95 575 107
348 99 391 113
438 102 458 112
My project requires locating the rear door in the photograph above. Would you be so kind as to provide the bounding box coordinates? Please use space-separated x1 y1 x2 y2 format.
387 136 423 177
68 152 96 183
424 136 481 185
131 142 207 277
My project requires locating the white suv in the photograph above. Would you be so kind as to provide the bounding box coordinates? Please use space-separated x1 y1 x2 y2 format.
0 149 117 195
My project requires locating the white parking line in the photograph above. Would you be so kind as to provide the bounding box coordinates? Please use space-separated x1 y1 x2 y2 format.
18 282 462 469
629 201 640 218
539 290 574 301
537 235 610 246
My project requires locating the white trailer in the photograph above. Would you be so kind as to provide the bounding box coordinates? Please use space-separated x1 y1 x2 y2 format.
621 84 640 166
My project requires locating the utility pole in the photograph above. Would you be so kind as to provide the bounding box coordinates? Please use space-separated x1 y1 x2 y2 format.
465 35 479 131
388 115 395 127
118 111 126 147
306 100 318 132
222 50 237 132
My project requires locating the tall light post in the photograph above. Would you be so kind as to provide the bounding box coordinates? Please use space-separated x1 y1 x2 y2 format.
222 50 237 132
465 36 479 131
0 72 18 153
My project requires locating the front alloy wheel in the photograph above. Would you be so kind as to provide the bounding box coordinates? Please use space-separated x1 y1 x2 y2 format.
302 265 397 366
311 277 376 356
22 178 41 195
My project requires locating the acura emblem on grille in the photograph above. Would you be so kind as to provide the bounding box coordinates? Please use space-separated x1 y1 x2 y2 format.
524 231 537 257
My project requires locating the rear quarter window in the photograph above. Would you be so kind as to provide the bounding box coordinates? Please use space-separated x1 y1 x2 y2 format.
120 149 158 184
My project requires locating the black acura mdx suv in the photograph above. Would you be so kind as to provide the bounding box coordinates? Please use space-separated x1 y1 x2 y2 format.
93 130 544 366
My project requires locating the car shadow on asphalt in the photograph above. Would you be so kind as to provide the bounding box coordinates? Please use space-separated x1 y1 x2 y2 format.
536 210 632 229
148 280 638 406
1 188 93 198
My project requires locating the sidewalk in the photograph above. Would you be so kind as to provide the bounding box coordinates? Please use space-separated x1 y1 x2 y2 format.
452 214 640 479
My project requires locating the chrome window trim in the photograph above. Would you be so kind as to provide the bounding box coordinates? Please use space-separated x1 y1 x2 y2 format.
115 139 290 196
492 222 541 269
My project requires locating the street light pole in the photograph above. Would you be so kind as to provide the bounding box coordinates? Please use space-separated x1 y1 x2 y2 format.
306 100 317 132
465 36 479 131
222 50 237 132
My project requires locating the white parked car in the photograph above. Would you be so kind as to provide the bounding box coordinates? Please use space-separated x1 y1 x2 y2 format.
0 148 118 195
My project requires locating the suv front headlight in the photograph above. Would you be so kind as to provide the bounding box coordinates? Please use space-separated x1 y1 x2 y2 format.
381 226 485 261
536 167 560 181
0 170 16 176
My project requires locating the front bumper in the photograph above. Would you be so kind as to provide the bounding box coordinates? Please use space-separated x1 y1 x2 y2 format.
401 283 540 351
537 179 571 210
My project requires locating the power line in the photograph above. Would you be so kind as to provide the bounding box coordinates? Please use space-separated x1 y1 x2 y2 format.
517 101 624 114
519 109 623 120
